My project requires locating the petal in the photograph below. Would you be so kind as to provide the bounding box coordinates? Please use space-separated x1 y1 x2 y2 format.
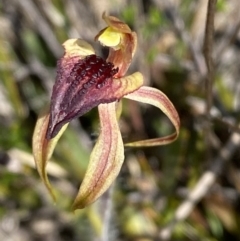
94 14 132 47
47 51 143 139
124 86 180 147
72 102 124 209
95 14 137 77
32 108 68 201
63 38 95 58
106 33 137 78
102 13 132 34
97 27 122 49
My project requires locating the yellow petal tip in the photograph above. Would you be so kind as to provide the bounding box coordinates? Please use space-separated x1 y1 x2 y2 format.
98 27 122 49
63 38 95 57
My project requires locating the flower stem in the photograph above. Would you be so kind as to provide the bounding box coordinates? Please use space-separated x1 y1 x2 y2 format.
97 184 114 241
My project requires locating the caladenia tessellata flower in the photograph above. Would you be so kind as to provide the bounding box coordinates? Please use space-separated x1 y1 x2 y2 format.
32 14 180 210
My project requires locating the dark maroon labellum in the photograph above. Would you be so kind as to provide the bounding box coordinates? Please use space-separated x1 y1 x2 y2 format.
46 54 118 139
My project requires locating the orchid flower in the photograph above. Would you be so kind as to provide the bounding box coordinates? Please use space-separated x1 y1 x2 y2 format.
32 14 180 210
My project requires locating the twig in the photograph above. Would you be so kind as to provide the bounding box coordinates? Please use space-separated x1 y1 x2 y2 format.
212 116 240 134
215 2 240 64
95 185 114 241
27 55 54 93
13 0 62 58
203 0 216 116
153 0 207 78
159 131 240 240
37 0 65 27
64 0 98 41
203 0 217 165
101 186 114 241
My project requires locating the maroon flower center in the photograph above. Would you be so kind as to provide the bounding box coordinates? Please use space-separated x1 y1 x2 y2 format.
46 54 119 139
70 54 118 89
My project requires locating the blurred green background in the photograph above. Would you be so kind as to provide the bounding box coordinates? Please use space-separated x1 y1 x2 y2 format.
1 0 240 240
